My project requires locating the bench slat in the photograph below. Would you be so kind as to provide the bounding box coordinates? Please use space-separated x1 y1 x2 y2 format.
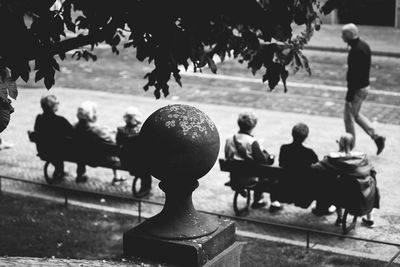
219 159 286 179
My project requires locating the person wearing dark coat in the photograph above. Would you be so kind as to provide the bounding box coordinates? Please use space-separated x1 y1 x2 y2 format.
312 133 380 228
34 95 73 181
278 123 319 209
116 107 152 197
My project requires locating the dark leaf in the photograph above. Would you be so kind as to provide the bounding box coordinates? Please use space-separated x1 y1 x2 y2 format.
19 62 30 83
161 84 169 97
35 70 44 82
280 68 289 93
300 53 311 75
181 60 188 71
266 63 281 90
44 71 55 89
82 51 90 61
124 41 133 48
89 54 97 61
207 57 217 74
154 88 161 99
320 0 338 15
112 46 120 55
52 59 60 72
10 68 20 81
72 51 81 60
173 70 182 87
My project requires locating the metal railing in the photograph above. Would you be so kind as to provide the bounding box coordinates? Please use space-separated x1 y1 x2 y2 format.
1 174 400 264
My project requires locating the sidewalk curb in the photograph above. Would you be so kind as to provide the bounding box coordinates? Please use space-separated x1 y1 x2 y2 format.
305 45 400 58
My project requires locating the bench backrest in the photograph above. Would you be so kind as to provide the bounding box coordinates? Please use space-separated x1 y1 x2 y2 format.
219 159 286 179
28 131 128 170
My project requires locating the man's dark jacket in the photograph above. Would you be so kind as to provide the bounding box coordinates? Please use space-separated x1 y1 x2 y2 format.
346 38 371 101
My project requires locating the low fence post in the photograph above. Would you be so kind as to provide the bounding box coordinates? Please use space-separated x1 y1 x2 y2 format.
385 248 400 267
306 231 310 251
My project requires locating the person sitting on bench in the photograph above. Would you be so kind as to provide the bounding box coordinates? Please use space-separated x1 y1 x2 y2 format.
116 106 152 197
34 95 73 182
74 101 123 184
312 133 380 227
224 111 281 211
278 123 319 208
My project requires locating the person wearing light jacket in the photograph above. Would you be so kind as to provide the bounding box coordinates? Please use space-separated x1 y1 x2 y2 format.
225 111 281 212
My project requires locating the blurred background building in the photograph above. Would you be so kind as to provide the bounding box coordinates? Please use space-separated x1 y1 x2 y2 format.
320 0 400 28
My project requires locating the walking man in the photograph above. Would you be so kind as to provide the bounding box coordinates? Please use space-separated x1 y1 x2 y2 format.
341 23 385 155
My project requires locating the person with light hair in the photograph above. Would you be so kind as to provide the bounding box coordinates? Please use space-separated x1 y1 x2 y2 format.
33 95 73 182
341 23 385 155
225 111 281 212
116 106 152 197
74 101 124 184
312 133 380 228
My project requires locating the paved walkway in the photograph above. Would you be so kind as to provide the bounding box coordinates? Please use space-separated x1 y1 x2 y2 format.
1 87 400 261
300 24 400 56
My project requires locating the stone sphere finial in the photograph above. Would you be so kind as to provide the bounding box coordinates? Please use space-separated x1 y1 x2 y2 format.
137 104 220 239
140 104 220 184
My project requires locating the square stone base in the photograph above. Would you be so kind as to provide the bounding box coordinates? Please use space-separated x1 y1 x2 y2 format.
123 218 237 266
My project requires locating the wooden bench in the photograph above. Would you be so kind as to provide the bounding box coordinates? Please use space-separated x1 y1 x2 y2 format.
219 159 358 234
27 131 150 198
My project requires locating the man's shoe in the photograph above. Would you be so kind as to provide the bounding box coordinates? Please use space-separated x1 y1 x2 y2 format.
375 136 386 155
269 205 283 213
0 141 13 150
52 172 66 183
76 175 88 183
251 200 267 209
111 177 127 185
361 218 375 228
335 218 343 226
312 207 335 216
328 205 336 213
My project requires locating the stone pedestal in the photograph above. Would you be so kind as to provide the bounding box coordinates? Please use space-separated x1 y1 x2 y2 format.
124 218 238 266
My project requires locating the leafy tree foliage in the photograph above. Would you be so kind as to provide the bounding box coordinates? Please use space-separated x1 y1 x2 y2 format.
0 0 333 132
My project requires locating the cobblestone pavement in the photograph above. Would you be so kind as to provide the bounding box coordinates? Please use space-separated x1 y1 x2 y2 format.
1 88 400 261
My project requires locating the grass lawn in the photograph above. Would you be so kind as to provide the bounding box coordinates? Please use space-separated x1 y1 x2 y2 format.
0 193 391 266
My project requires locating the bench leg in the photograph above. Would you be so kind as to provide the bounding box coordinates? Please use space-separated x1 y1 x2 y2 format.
44 161 55 184
342 209 358 235
233 189 251 216
132 175 152 198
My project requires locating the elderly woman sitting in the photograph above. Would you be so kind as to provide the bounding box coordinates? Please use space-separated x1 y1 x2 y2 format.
74 101 124 184
116 107 152 197
225 111 281 212
312 133 380 228
34 95 73 181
